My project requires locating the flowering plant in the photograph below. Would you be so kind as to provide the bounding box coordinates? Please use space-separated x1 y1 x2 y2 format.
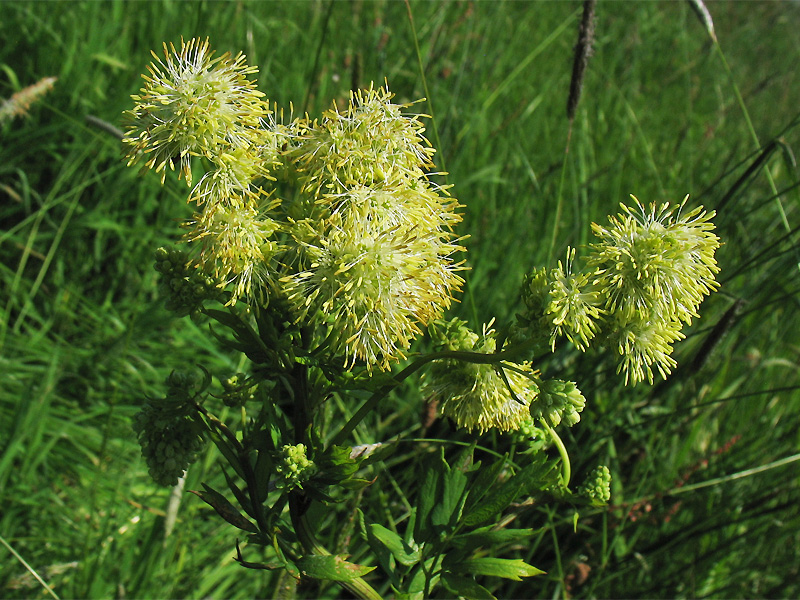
124 38 719 599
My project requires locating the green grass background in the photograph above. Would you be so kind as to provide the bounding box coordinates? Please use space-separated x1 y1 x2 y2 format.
2 0 799 597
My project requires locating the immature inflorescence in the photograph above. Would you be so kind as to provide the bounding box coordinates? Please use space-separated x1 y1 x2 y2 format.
578 465 612 505
132 371 206 486
275 443 316 491
153 246 224 315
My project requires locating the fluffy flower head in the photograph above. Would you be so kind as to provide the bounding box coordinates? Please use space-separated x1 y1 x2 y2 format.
292 85 435 197
284 183 463 370
588 196 720 325
425 321 539 433
609 314 684 384
124 37 269 185
187 201 281 303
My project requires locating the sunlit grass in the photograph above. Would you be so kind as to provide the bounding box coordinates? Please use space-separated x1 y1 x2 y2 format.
1 1 799 597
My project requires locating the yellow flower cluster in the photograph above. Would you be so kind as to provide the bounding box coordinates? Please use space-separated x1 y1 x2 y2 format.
519 196 720 385
124 40 463 371
124 38 284 302
283 87 464 370
588 197 720 384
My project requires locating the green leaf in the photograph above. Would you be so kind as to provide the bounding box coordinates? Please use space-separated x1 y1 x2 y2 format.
441 572 496 600
460 477 522 529
456 557 545 581
414 461 441 543
252 449 274 504
462 457 506 516
207 428 246 480
222 468 254 519
190 484 259 534
368 523 421 567
461 454 556 528
403 560 439 597
450 527 536 551
431 460 469 530
339 477 376 490
204 308 248 333
295 555 375 581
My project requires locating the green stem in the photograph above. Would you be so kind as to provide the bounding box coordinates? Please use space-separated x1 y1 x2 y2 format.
404 0 445 178
541 418 571 487
547 121 571 265
0 534 59 600
287 328 383 600
289 492 383 600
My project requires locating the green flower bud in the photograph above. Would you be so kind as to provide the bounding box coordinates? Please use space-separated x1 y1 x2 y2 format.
154 246 224 315
530 379 586 428
578 465 612 505
275 444 316 491
133 371 206 487
220 373 256 408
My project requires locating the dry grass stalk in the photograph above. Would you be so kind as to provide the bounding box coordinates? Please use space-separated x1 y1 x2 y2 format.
0 76 57 124
566 0 596 122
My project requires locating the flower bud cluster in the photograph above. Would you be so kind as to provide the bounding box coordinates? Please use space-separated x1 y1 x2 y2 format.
220 373 256 408
132 371 206 486
530 379 586 428
153 246 224 315
519 196 720 384
275 444 316 491
512 415 550 451
577 465 612 505
518 249 603 352
425 319 538 434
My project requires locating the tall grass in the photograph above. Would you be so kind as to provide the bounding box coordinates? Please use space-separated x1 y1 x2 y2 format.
1 1 799 597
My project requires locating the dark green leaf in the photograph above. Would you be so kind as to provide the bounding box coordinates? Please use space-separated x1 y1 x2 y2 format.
190 484 258 534
204 308 249 333
462 457 506 516
450 527 536 551
339 477 376 490
431 458 469 530
441 572 496 600
253 449 274 504
461 454 555 528
207 429 246 480
222 468 254 519
414 463 440 543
